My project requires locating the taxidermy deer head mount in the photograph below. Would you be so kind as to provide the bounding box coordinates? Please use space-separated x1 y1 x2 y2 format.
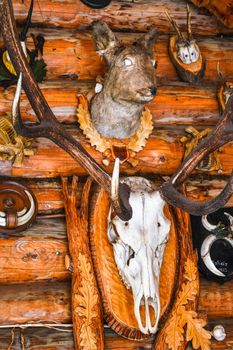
1 0 233 222
90 21 158 139
108 169 170 334
166 5 205 83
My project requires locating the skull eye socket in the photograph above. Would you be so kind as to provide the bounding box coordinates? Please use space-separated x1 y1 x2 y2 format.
127 248 135 266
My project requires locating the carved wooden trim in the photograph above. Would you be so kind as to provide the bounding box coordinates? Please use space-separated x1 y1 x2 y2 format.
153 206 211 350
89 182 179 340
62 177 104 350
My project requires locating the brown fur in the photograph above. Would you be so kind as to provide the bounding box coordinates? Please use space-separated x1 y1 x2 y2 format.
90 21 158 139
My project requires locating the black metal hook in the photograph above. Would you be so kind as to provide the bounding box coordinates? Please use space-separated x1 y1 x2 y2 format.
80 0 112 9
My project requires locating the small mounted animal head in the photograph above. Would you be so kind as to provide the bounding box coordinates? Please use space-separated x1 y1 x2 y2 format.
90 21 158 139
166 5 205 83
166 5 199 64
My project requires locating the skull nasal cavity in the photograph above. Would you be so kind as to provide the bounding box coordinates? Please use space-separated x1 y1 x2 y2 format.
149 86 157 95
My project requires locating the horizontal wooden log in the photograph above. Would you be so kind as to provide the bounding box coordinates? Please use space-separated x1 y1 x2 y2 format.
186 177 233 207
0 82 221 126
12 0 233 35
0 320 232 350
0 126 233 178
0 218 69 284
1 30 232 83
0 280 231 324
199 279 233 319
0 282 71 325
191 0 233 28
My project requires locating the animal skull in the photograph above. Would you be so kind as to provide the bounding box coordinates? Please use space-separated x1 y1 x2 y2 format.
108 176 171 334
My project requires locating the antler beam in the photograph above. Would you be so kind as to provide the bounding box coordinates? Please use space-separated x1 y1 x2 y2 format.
0 0 132 221
160 94 233 215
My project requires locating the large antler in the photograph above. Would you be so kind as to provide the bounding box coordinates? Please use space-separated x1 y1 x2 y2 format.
0 0 132 221
160 95 233 215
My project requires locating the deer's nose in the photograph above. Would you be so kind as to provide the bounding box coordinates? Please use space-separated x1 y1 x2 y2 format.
149 86 157 95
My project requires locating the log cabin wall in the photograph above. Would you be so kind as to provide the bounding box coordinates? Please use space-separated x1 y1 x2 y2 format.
0 0 233 348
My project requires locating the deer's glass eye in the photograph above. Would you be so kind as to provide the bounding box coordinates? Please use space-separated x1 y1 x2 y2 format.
151 59 157 68
124 58 133 67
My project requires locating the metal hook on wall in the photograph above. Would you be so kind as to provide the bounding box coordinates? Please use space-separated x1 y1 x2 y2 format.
80 0 112 9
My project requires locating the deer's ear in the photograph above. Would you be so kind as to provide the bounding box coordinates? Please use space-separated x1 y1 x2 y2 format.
136 29 159 56
92 21 120 63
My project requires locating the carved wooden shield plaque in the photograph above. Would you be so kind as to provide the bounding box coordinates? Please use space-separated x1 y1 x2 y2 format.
89 181 179 340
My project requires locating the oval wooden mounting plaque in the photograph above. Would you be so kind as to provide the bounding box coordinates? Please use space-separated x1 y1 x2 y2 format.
169 35 205 83
89 183 179 340
0 180 37 234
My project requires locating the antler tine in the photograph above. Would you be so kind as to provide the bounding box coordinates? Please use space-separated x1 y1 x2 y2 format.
12 72 41 138
160 93 233 215
12 72 22 126
0 0 132 221
19 0 34 42
111 158 132 220
186 4 192 40
165 10 185 41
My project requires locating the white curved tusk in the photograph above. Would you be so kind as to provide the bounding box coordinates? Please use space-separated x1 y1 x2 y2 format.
17 207 27 217
12 72 23 124
0 191 35 228
200 234 225 277
17 191 35 226
20 41 27 57
111 157 120 208
201 215 219 232
224 236 233 247
0 216 6 226
0 211 6 218
223 212 233 230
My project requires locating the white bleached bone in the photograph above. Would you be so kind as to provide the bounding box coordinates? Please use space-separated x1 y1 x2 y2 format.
201 213 233 277
201 214 220 232
108 173 170 334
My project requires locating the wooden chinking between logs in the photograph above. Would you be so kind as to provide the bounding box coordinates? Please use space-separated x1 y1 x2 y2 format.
0 0 232 349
